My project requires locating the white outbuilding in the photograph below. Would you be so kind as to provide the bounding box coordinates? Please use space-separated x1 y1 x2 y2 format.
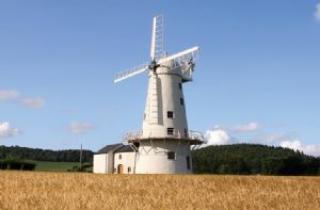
93 144 136 174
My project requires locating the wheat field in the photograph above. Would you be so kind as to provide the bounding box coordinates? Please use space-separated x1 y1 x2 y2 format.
0 172 319 210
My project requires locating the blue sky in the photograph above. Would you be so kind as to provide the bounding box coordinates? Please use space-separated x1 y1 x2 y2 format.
0 1 320 155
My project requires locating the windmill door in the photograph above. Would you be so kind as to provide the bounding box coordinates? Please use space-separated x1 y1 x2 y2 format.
117 164 124 174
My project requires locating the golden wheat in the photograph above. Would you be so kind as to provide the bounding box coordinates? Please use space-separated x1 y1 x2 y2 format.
0 171 319 210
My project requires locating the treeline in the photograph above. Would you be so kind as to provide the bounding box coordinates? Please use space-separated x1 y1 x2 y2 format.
0 159 36 170
192 144 320 175
2 144 320 175
0 146 93 162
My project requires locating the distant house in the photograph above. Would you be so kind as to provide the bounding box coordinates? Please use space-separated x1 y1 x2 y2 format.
93 144 137 174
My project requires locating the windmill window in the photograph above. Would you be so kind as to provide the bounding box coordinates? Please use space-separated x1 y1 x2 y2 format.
167 128 174 135
184 128 188 137
186 156 191 170
167 151 176 160
180 98 184 106
167 111 174 119
178 83 182 90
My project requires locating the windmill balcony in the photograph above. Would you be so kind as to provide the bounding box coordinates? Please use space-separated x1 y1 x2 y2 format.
123 130 205 145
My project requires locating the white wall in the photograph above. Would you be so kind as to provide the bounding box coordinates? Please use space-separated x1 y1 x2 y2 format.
113 152 136 174
94 141 193 174
93 154 108 174
142 62 189 139
93 152 115 174
135 140 192 174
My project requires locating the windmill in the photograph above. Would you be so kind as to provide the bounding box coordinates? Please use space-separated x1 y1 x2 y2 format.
114 15 204 174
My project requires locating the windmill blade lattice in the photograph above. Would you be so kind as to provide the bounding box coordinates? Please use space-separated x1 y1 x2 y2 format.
159 46 199 68
150 15 165 61
114 63 149 83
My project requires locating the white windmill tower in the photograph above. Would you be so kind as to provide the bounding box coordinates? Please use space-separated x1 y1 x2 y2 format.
114 15 204 174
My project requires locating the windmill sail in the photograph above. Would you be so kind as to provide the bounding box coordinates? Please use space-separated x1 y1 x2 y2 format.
150 15 165 61
159 46 199 67
114 63 149 83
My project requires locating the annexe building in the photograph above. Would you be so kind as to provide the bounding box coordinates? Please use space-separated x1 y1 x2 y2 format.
93 144 136 174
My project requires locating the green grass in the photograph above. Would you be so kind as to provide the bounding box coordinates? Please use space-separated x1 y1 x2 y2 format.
30 161 80 171
0 159 92 172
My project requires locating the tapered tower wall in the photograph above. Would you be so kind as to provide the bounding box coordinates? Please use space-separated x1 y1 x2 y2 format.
142 64 188 139
136 62 194 174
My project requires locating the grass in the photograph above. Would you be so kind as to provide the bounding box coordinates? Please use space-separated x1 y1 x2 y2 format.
0 159 81 171
0 172 319 210
31 161 80 171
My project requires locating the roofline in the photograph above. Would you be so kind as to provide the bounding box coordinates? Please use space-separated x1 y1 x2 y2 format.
94 143 124 154
114 150 136 154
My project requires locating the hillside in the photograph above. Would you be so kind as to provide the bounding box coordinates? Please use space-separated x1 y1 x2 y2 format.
192 144 320 175
0 145 93 162
1 144 320 175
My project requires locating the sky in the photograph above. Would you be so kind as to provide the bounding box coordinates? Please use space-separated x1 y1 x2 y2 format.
0 0 320 156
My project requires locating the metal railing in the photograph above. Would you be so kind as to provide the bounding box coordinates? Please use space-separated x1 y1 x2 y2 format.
122 129 205 143
188 130 205 142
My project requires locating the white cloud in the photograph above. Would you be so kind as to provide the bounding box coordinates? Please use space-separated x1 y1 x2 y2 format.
280 140 320 157
315 3 320 21
280 139 302 150
203 122 320 157
0 122 21 139
255 133 288 145
247 132 320 157
68 122 93 134
20 97 45 109
204 128 232 145
203 122 261 146
0 89 45 109
233 122 260 132
0 90 20 102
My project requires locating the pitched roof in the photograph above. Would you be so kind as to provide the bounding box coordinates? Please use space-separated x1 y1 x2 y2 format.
95 143 135 154
114 145 135 153
96 143 123 154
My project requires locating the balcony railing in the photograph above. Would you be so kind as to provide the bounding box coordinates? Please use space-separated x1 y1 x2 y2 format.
122 129 205 144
